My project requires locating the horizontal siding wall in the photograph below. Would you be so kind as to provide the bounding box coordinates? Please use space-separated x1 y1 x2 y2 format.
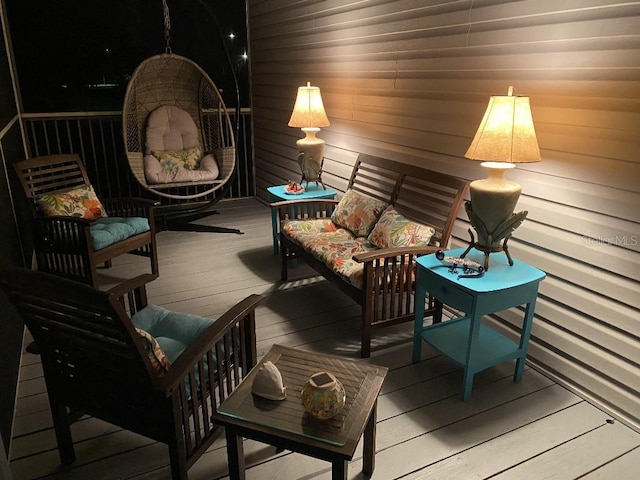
247 0 640 430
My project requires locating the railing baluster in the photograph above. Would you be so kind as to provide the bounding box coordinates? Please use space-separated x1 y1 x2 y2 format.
22 110 254 201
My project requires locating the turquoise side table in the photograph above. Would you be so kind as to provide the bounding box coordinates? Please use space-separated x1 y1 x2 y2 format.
267 184 337 255
412 247 546 401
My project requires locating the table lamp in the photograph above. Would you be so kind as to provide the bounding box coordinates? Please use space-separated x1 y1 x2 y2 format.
460 86 541 270
288 82 330 189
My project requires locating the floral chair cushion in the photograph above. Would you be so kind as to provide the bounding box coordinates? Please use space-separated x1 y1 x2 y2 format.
35 184 108 220
368 206 435 248
330 189 387 237
153 146 202 173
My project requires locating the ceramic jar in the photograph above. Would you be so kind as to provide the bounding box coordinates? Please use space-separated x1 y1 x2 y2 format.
301 371 346 420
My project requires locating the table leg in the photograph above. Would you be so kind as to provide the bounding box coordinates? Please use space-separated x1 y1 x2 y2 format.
362 401 377 476
514 297 537 382
332 460 348 480
225 429 246 480
412 274 428 363
462 313 482 401
271 208 279 255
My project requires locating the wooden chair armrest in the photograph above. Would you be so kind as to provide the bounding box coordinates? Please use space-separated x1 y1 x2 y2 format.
101 197 159 217
352 246 440 263
28 215 94 227
160 294 264 393
107 274 158 314
107 273 158 298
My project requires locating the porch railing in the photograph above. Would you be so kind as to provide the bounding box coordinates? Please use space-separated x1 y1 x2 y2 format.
22 108 254 204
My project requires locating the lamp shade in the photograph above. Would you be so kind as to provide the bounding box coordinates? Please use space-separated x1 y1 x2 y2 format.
465 86 540 163
288 82 330 129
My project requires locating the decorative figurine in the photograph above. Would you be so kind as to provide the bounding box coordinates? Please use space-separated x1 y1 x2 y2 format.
284 179 304 194
251 361 287 400
435 249 485 279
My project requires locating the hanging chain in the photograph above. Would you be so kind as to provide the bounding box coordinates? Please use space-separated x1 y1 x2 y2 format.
162 0 172 54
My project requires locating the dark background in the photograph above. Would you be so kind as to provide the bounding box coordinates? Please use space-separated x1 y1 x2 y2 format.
6 0 250 112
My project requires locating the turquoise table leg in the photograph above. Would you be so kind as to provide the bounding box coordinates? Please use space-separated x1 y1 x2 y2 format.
514 295 537 382
412 277 428 363
271 207 279 255
462 313 482 401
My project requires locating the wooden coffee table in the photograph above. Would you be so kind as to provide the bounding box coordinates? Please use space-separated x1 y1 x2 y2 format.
211 344 388 480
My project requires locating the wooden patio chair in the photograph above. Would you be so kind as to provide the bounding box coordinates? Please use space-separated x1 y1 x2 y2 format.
0 268 262 480
13 154 159 287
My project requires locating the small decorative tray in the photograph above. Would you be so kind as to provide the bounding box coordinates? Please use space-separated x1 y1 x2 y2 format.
284 182 304 195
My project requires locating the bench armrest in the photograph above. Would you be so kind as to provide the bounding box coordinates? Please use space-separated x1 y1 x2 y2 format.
272 199 339 221
352 246 440 263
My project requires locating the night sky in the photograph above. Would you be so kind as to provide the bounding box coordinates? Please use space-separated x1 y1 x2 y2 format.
6 0 249 111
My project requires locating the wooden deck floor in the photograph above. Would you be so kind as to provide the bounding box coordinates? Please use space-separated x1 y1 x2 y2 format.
9 198 640 480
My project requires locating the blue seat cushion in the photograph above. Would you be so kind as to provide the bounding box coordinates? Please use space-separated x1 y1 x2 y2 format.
90 217 150 251
131 304 214 363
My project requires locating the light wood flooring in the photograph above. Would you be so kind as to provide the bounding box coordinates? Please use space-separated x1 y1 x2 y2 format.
9 198 640 479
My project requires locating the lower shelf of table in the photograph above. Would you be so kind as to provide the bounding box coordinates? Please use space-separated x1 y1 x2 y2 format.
417 316 522 369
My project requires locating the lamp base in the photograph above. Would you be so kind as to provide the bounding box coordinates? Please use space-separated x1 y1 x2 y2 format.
296 128 326 190
460 228 515 271
462 162 529 270
462 200 528 270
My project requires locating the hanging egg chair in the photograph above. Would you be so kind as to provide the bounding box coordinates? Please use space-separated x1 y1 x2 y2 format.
121 0 242 233
122 52 236 201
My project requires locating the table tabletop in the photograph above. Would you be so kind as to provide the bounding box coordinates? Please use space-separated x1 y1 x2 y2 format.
416 247 546 294
213 344 387 452
267 184 337 201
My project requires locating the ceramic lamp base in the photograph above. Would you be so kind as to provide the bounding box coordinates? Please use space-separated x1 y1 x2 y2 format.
462 162 528 270
296 128 326 189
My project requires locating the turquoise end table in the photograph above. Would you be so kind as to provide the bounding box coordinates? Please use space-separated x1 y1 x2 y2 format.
267 184 337 255
412 247 546 401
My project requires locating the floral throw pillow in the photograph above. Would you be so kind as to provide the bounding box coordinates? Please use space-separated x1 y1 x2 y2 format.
136 328 171 375
330 189 387 237
368 205 435 248
35 184 108 219
153 146 202 173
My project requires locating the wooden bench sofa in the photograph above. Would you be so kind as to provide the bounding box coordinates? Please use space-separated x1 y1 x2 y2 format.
275 153 469 357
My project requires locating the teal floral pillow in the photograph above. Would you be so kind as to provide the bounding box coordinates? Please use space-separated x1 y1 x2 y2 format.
368 206 435 248
35 184 107 219
153 146 202 173
330 189 387 237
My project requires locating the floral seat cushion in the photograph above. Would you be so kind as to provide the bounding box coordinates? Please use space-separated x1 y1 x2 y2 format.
282 202 434 288
282 218 376 286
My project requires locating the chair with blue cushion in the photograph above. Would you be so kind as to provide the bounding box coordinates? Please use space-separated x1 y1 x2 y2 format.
0 268 262 480
13 154 159 287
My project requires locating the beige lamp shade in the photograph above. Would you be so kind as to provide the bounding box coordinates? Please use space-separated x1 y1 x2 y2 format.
460 86 540 270
288 82 330 128
465 86 540 163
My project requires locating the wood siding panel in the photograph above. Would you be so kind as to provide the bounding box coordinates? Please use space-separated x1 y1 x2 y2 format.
248 0 640 431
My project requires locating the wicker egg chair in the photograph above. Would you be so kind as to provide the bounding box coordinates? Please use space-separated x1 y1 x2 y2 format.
122 52 236 201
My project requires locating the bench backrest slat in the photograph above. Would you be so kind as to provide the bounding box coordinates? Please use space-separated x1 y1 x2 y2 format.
348 153 468 248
